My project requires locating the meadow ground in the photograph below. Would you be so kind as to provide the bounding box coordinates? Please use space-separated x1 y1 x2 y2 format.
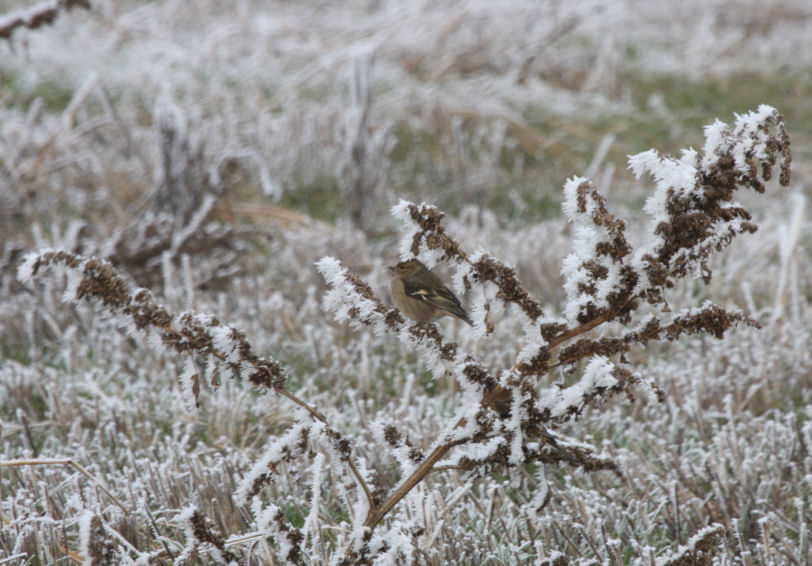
1 1 810 564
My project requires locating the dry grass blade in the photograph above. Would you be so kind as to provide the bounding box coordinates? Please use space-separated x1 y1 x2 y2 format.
0 458 128 513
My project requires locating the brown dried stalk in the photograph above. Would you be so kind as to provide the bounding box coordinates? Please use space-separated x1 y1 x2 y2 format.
20 250 374 515
0 0 90 40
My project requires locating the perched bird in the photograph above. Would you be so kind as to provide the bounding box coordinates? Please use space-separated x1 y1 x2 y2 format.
389 259 473 326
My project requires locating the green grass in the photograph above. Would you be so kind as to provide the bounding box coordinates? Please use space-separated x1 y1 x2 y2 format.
278 175 343 224
327 69 811 227
0 67 75 112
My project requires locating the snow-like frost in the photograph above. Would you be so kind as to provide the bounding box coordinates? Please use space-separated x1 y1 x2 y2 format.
370 525 414 566
680 147 699 166
391 200 446 266
655 524 724 566
317 256 382 326
627 149 660 181
453 436 505 464
390 199 412 222
561 176 589 221
701 120 729 171
174 506 199 564
314 256 344 287
547 356 617 417
209 325 238 363
514 318 548 366
178 358 199 411
234 418 312 505
391 200 422 262
16 249 50 284
450 257 475 297
302 452 325 545
468 286 490 338
77 509 96 566
252 499 280 533
630 149 698 203
62 267 83 304
508 386 527 465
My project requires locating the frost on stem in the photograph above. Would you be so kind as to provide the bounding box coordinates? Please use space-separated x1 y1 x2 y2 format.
561 177 634 324
21 249 367 564
317 246 624 477
557 106 792 329
77 511 117 566
176 507 241 565
628 105 791 302
0 0 90 40
235 420 312 505
249 502 305 565
17 249 288 403
657 524 726 566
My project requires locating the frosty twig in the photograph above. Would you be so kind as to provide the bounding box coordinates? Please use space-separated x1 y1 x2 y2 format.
0 0 90 40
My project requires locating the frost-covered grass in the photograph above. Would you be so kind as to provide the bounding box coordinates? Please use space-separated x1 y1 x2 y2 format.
1 1 811 565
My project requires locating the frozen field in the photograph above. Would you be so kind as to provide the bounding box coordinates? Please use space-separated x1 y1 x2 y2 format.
1 1 810 564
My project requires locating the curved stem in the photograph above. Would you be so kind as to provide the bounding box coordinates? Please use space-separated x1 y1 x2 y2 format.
549 308 615 348
364 437 468 528
209 346 375 511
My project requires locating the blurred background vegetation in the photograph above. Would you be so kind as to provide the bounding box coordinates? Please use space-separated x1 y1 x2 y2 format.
1 1 810 564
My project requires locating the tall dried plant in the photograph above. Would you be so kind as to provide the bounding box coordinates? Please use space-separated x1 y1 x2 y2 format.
16 106 791 564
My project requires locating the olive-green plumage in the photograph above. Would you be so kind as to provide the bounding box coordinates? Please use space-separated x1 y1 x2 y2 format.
389 259 473 326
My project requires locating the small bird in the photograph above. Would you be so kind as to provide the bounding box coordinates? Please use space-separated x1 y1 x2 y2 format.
389 259 473 326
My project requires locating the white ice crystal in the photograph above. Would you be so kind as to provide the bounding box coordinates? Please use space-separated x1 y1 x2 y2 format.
253 499 281 533
174 506 199 564
178 358 199 410
234 418 312 505
701 120 729 171
507 385 527 465
317 256 382 327
62 266 83 304
16 249 50 284
302 452 325 545
209 324 239 363
547 356 617 418
390 199 447 266
391 199 421 262
655 524 724 566
630 149 698 207
514 317 548 367
77 509 96 566
468 285 491 338
560 176 633 322
450 257 475 298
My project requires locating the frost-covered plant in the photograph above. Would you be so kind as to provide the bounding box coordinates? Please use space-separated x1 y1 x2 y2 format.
16 106 791 564
316 105 790 561
0 80 258 291
0 0 89 40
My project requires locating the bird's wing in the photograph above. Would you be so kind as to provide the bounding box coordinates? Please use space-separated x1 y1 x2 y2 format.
402 276 463 308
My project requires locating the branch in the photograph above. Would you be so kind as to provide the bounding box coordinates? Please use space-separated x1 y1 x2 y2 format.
17 250 375 516
0 0 90 40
